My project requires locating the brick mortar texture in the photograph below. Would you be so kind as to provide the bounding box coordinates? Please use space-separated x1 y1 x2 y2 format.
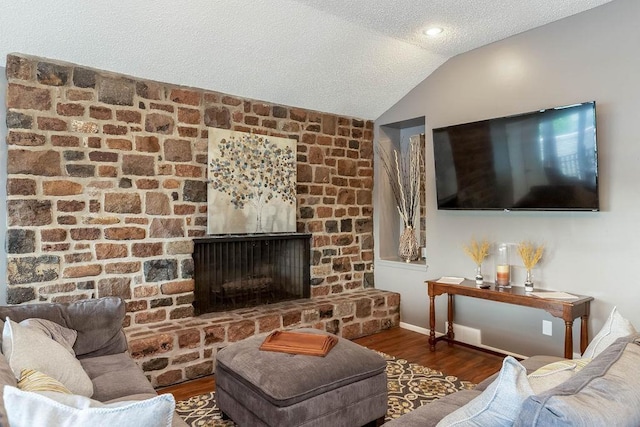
127 289 400 387
4 53 375 330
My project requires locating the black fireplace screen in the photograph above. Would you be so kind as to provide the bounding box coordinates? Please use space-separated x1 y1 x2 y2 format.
193 233 311 315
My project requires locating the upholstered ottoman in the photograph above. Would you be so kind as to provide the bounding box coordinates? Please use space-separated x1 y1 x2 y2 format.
215 328 387 427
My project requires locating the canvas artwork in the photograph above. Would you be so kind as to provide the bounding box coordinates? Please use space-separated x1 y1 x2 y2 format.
207 129 296 234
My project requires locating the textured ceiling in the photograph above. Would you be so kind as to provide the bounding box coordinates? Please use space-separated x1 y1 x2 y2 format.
1 0 611 119
292 0 612 56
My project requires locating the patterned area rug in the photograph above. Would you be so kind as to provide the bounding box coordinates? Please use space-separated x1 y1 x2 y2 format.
175 352 475 426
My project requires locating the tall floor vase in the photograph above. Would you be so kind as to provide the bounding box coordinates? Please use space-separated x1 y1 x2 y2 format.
399 226 420 262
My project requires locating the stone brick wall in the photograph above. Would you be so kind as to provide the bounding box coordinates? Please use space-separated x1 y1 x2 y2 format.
4 53 375 330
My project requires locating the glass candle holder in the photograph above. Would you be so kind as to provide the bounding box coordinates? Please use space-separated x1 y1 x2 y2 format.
495 243 511 288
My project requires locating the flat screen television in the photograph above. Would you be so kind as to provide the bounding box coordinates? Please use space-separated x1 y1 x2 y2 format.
432 101 599 211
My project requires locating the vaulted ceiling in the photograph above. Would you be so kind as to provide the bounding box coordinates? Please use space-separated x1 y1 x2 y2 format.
1 0 611 119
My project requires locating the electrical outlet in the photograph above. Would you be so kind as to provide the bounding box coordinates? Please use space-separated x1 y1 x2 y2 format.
542 320 552 336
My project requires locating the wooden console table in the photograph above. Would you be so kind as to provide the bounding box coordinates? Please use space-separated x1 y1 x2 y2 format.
427 279 593 359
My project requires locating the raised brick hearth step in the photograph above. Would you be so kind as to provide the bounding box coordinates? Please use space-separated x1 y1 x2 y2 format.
126 289 400 387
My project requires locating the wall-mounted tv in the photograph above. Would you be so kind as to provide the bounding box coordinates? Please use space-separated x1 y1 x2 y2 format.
432 101 599 211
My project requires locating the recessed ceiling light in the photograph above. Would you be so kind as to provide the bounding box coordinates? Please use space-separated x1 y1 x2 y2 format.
424 27 444 37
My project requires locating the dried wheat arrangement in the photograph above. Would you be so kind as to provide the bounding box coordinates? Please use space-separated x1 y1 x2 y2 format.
517 241 544 271
463 238 490 266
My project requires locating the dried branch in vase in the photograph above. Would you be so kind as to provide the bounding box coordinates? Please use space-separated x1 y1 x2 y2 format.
463 238 490 266
517 241 544 271
375 137 424 228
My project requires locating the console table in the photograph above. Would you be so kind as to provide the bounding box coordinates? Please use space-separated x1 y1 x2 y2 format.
427 279 593 358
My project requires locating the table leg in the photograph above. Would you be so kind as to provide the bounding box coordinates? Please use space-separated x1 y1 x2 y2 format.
447 294 455 345
564 320 574 359
429 294 436 351
580 314 589 355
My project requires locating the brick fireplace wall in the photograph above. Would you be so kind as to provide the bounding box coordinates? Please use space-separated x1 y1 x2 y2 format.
4 53 375 329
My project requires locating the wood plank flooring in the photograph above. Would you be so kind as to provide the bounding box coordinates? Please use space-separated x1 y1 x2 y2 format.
159 327 505 401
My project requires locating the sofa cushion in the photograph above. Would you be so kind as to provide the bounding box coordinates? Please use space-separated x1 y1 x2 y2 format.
66 297 129 357
516 334 640 426
582 306 636 359
2 318 93 397
80 352 156 402
4 386 175 427
436 356 534 427
0 297 128 358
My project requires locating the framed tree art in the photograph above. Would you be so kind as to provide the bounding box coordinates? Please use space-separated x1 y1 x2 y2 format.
207 129 297 234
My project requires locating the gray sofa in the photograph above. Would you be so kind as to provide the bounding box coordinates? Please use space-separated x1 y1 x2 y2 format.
386 333 640 426
0 297 187 427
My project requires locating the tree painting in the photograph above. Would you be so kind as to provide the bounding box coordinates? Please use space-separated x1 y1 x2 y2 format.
208 129 296 234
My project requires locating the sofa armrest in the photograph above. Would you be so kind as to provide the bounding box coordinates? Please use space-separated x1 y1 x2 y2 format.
0 297 128 357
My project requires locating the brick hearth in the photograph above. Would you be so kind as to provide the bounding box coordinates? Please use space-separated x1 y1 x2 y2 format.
127 289 399 387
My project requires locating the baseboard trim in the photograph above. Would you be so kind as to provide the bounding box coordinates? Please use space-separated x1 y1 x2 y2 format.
399 322 526 359
399 322 439 336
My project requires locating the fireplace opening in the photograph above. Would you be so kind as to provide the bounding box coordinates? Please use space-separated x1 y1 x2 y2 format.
193 233 311 315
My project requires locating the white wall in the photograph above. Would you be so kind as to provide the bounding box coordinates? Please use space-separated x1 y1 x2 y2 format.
374 0 640 356
0 67 7 305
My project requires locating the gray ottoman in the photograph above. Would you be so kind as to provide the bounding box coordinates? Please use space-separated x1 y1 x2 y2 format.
215 328 387 427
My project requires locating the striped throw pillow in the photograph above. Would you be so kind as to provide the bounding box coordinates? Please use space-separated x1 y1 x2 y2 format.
18 369 73 394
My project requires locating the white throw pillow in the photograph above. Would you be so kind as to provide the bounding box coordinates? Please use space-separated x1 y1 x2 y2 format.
4 386 175 427
2 317 93 396
436 356 533 427
581 306 636 359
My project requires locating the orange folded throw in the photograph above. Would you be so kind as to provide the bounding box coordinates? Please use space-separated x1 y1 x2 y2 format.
259 330 338 357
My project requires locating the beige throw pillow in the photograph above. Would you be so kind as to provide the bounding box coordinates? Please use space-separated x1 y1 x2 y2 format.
527 358 591 394
19 318 77 356
2 318 93 397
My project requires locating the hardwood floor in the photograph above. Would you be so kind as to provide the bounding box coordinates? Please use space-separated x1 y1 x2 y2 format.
160 375 215 401
353 327 504 383
158 326 505 401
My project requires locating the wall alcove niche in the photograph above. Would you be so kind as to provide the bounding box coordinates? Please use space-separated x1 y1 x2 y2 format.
376 116 426 269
